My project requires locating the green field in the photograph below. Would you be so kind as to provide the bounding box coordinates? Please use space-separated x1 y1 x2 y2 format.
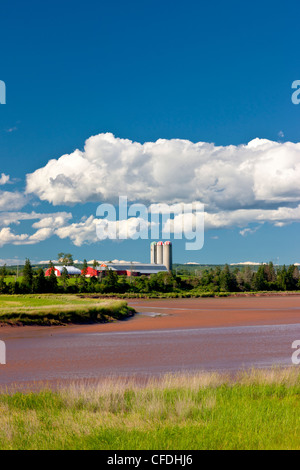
0 294 135 325
0 368 299 450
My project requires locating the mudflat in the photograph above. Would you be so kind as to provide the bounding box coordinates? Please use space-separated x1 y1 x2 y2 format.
0 295 299 387
1 295 300 337
62 295 300 334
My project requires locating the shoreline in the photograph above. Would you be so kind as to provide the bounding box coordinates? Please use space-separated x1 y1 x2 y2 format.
0 297 135 327
0 296 299 389
77 290 300 300
0 291 300 330
0 294 299 335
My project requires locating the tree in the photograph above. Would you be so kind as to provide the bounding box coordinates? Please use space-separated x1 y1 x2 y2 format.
78 273 88 292
242 266 254 290
82 259 88 277
57 253 74 266
277 265 287 291
33 268 47 293
254 265 268 291
22 258 33 292
47 260 58 293
61 267 69 291
286 265 299 290
102 269 119 292
220 264 236 292
0 264 8 279
93 259 99 271
0 264 7 293
265 262 276 283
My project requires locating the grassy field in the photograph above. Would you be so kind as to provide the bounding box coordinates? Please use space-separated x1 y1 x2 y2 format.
0 294 135 325
0 368 299 450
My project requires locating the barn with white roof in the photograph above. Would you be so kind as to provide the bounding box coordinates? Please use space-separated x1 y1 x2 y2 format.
45 266 82 277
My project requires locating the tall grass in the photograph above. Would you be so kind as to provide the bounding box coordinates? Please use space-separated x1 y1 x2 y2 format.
0 368 299 450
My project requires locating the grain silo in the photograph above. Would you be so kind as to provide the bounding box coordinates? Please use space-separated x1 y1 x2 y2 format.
150 242 157 264
163 241 172 271
156 241 164 264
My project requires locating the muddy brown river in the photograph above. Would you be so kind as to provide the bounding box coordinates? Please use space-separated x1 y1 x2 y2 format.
0 296 299 388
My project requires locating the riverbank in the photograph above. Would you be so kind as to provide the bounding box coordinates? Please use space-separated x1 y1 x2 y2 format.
77 290 300 300
71 295 300 334
0 368 299 450
0 296 299 387
0 295 135 326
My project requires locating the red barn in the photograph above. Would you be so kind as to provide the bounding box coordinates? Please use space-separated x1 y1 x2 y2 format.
81 266 100 277
45 266 81 277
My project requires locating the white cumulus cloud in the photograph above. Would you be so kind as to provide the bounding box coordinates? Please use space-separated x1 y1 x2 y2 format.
0 173 10 185
0 211 73 247
26 133 300 212
0 190 28 211
0 132 296 248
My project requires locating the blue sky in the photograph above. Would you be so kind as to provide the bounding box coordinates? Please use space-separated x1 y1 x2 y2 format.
0 0 300 265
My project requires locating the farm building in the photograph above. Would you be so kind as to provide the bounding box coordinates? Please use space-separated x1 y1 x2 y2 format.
101 263 168 276
81 266 100 277
45 266 81 277
81 263 168 277
46 242 173 278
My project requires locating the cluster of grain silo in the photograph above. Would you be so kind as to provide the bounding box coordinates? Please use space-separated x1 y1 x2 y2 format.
150 241 172 271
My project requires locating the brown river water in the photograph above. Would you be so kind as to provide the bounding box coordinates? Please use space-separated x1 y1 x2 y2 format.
0 296 299 389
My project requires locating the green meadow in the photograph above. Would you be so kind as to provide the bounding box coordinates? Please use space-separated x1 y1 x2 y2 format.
0 368 299 450
0 294 135 325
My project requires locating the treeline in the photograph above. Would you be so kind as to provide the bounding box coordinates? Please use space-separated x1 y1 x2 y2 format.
194 263 300 292
0 260 299 295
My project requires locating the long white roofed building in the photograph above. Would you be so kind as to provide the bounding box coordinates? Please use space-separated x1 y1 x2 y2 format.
45 266 81 277
97 263 168 276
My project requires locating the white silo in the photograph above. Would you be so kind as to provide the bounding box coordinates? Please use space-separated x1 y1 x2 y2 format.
156 241 164 264
150 242 157 264
163 241 172 271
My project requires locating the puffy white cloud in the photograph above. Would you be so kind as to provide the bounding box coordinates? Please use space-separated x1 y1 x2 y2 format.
0 211 72 227
160 204 300 236
1 201 300 248
239 227 260 237
0 211 72 247
0 228 29 247
55 215 151 246
0 226 55 247
31 213 72 229
1 133 300 248
26 133 300 211
0 190 27 210
0 258 25 266
55 215 99 246
0 173 10 185
203 205 300 229
46 203 300 247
